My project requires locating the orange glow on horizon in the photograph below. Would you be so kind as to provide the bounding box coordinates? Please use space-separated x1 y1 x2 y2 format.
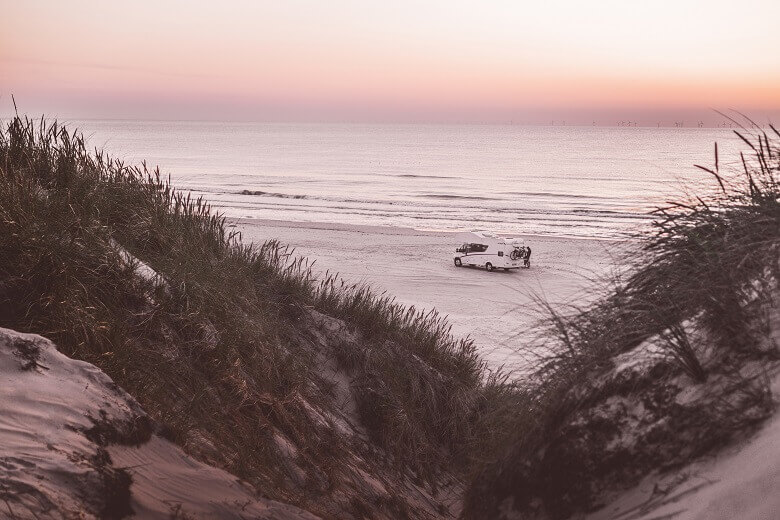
2 0 780 119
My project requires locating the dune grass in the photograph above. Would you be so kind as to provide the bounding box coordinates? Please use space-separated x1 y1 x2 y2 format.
461 120 780 517
540 121 779 380
0 115 526 515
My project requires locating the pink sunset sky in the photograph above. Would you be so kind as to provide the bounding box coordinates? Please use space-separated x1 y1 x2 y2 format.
2 0 780 122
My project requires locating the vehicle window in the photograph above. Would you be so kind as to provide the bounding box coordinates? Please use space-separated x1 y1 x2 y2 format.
470 243 489 253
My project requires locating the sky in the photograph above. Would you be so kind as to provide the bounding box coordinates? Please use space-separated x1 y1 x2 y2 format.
2 0 780 122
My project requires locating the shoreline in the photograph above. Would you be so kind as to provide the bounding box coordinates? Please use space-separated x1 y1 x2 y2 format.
232 217 623 373
230 217 632 242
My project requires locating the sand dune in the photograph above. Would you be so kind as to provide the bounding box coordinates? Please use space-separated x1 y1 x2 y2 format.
0 327 317 520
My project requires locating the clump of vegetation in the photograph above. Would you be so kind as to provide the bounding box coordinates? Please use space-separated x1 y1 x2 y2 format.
463 119 780 518
0 114 520 517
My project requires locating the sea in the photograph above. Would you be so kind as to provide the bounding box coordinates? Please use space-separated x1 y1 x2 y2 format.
68 121 739 239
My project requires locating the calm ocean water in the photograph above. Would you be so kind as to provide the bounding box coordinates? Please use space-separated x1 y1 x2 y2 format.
69 121 738 238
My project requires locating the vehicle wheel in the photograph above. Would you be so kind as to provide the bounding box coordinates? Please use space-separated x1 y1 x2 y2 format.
454 258 462 267
485 262 493 272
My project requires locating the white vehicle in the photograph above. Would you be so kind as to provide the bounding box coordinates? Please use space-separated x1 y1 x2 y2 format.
453 231 528 271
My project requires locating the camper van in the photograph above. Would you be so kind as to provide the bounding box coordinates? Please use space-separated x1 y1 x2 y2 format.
453 231 527 271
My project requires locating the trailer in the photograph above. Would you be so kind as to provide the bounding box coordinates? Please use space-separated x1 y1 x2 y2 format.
453 231 528 271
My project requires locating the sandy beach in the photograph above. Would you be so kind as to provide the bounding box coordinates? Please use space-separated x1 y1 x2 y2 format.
233 218 623 373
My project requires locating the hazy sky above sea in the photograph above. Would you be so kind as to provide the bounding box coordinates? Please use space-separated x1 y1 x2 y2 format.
2 0 780 123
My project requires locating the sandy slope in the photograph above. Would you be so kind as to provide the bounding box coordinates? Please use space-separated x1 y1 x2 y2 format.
582 303 780 520
233 218 622 373
0 327 318 520
586 369 780 520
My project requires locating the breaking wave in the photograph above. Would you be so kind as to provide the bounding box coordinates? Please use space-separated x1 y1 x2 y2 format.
239 190 308 199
